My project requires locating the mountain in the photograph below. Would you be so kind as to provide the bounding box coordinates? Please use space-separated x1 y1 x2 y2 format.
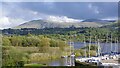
101 21 118 29
82 19 116 24
14 19 115 29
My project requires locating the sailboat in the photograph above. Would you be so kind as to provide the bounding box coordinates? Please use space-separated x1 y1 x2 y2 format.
114 37 118 54
109 34 116 59
111 38 119 59
75 35 103 66
76 35 96 62
115 39 119 58
101 33 110 60
70 41 75 66
97 39 101 57
70 42 75 57
75 36 88 62
66 52 71 66
105 33 108 54
95 36 98 57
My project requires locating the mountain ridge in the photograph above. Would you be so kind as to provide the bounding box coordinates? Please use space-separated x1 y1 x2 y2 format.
14 19 116 29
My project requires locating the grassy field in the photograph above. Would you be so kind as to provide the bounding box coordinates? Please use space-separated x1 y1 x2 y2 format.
24 63 46 66
2 46 70 66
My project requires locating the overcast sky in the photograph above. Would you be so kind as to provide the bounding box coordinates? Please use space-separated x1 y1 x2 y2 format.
0 2 118 29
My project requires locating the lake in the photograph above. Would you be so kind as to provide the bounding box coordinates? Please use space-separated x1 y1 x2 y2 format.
72 42 119 53
36 42 119 66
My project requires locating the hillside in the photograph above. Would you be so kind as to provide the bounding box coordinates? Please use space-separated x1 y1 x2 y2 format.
101 22 118 29
82 19 115 24
14 19 115 29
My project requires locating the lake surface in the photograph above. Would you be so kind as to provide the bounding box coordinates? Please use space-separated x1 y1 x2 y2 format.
72 42 119 53
44 57 75 66
33 57 75 66
38 42 119 66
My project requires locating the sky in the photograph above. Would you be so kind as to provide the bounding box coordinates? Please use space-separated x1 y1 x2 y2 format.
0 2 118 29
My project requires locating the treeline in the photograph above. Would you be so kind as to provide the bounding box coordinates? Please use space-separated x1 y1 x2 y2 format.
2 27 119 42
2 27 87 35
2 34 68 48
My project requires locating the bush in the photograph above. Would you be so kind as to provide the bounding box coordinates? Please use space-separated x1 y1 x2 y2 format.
2 47 26 66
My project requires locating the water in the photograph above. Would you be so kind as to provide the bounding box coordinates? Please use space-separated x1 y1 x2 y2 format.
32 57 75 66
73 42 119 53
35 58 67 66
36 42 119 66
47 57 75 66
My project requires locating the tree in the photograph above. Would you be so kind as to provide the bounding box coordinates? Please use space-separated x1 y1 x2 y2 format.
10 36 22 46
57 40 66 50
39 37 50 53
2 47 25 66
50 39 58 47
2 37 11 46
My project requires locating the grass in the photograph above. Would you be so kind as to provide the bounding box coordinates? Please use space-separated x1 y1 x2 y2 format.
24 63 46 66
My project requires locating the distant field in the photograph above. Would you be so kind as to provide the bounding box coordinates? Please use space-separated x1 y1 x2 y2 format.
24 63 46 66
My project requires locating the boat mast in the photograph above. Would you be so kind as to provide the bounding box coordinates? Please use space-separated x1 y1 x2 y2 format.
70 36 72 66
89 36 91 58
72 41 75 66
111 34 113 53
97 39 101 56
106 33 108 53
71 34 76 66
73 34 76 57
117 39 118 53
84 35 87 58
65 40 68 66
95 36 97 56
70 38 71 66
71 41 75 66
115 38 117 52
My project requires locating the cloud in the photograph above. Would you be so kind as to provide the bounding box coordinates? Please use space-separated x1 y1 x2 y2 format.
2 2 46 19
0 16 25 29
88 4 92 8
3 2 117 19
46 15 82 23
101 17 117 20
0 17 11 29
88 3 100 14
1 0 120 2
1 2 49 29
1 2 118 29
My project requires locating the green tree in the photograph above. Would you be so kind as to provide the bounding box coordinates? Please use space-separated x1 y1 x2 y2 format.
10 36 22 46
2 37 11 46
39 37 50 53
2 47 25 66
